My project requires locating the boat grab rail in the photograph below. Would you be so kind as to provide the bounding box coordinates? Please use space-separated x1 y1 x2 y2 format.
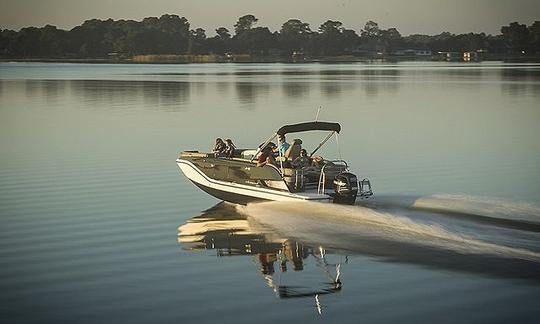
358 178 373 198
318 160 349 195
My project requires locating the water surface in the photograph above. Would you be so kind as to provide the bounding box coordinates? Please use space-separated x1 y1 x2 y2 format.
1 62 539 323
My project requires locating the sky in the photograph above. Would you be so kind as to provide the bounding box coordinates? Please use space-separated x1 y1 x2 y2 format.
0 0 539 36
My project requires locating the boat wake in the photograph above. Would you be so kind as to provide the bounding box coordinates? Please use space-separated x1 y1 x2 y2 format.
236 194 540 280
364 193 540 232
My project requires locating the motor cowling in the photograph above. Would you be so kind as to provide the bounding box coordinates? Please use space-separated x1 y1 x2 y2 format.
333 172 358 204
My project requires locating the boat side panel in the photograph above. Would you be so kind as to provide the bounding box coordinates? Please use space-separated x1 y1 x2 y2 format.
191 181 267 205
177 160 330 202
184 157 283 187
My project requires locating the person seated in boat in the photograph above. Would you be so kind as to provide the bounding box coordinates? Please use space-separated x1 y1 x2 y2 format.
276 134 290 158
311 155 325 168
257 146 275 167
287 139 302 161
212 138 226 156
224 138 236 158
275 138 301 164
311 155 335 168
292 149 312 168
258 142 277 159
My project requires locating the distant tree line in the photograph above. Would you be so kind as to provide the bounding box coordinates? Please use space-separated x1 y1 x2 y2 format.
1 14 539 58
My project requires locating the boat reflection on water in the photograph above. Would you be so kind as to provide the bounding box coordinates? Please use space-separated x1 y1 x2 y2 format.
178 202 343 315
179 199 540 292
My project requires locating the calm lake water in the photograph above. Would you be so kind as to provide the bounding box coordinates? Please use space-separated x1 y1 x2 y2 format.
1 62 539 323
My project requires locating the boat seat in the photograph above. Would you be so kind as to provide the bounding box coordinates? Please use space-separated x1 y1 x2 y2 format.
281 167 297 176
241 149 258 160
181 151 211 158
283 139 302 161
232 148 247 158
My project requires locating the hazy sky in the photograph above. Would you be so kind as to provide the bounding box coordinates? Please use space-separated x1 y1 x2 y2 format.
1 0 539 35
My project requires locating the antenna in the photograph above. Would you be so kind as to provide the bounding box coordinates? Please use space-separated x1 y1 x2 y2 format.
315 106 322 121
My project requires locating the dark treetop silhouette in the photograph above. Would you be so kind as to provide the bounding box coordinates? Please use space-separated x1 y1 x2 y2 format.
1 14 538 60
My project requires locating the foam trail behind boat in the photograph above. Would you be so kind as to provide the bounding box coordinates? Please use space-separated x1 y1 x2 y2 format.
238 201 540 263
365 194 540 227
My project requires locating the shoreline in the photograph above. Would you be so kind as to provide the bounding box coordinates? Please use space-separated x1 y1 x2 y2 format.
2 54 540 64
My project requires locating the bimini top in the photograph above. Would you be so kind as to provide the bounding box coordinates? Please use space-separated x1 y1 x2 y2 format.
276 121 341 136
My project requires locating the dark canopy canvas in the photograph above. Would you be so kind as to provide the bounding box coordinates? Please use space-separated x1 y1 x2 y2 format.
276 122 341 135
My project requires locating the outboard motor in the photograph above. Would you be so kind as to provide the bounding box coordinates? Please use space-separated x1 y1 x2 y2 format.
333 172 358 204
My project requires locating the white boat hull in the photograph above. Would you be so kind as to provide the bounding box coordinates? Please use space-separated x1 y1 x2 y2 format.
177 159 332 204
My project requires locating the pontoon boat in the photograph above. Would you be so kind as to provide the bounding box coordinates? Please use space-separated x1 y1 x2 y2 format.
176 121 372 204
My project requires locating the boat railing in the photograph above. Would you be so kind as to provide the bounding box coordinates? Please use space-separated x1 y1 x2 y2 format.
317 169 325 195
264 159 353 194
278 167 305 192
294 168 304 191
328 160 349 169
318 160 349 195
358 178 373 198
